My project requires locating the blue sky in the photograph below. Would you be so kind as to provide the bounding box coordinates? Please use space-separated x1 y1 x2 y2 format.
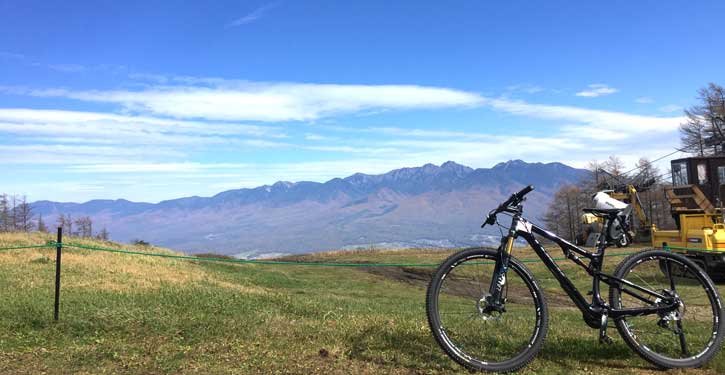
1 0 723 202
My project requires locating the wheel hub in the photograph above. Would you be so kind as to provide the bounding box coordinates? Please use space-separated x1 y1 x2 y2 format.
656 290 685 331
476 293 503 321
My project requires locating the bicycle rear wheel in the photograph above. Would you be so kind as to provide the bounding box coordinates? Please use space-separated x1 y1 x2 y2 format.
610 250 725 369
426 248 548 373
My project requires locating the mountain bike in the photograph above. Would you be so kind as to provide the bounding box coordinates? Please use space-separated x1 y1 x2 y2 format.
426 185 724 372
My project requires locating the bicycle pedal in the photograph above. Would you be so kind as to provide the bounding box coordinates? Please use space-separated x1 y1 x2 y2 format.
598 334 614 345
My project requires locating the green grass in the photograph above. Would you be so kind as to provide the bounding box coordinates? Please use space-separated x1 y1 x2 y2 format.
0 232 723 374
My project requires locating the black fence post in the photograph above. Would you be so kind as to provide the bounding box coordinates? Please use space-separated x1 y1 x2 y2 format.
54 227 63 321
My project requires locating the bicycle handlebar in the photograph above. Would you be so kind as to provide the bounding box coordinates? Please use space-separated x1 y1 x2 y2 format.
482 185 534 227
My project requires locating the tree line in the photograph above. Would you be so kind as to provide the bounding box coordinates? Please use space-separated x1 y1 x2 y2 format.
544 82 725 241
0 193 109 240
543 156 675 242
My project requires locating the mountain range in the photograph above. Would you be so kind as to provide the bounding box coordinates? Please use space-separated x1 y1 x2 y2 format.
32 160 588 258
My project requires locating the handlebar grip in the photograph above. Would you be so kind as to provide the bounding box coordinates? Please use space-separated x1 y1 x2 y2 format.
515 185 534 199
483 185 534 227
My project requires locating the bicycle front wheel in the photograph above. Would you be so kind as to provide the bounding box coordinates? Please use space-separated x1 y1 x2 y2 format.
426 248 548 373
610 250 725 369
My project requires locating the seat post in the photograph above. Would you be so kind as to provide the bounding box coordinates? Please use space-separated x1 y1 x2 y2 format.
596 217 610 253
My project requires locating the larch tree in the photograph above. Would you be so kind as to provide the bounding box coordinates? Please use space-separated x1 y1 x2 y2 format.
37 214 48 233
96 227 110 241
0 194 9 232
16 196 33 232
680 83 725 155
74 216 93 237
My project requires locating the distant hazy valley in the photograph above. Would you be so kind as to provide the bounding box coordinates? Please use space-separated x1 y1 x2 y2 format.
33 160 587 258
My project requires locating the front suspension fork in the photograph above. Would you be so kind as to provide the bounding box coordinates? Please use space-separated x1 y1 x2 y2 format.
487 235 515 311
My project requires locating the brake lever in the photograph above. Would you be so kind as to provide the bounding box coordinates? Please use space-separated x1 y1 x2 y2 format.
481 213 497 228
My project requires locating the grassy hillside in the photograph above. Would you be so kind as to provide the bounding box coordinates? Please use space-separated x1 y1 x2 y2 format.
0 232 723 374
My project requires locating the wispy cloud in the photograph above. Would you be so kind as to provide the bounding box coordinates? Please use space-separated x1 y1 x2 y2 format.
46 63 86 73
304 133 332 141
635 96 654 104
505 84 544 94
0 51 25 60
0 108 291 167
3 82 485 122
0 76 687 202
0 144 185 165
227 2 279 27
658 104 682 113
0 108 286 139
486 97 682 134
575 83 618 97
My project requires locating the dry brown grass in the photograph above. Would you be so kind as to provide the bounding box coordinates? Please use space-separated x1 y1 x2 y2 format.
0 231 267 294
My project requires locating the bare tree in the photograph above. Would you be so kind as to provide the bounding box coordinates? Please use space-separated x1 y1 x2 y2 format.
634 157 658 182
74 216 93 237
96 227 109 241
680 115 708 156
545 156 677 240
15 196 33 232
57 214 73 236
680 83 725 155
37 214 48 233
9 194 18 231
0 194 9 232
543 185 588 241
584 160 603 190
603 155 626 177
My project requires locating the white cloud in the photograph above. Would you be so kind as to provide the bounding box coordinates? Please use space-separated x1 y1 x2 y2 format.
659 104 682 113
575 84 618 97
304 133 331 141
486 97 683 134
227 2 278 27
66 162 237 173
0 144 185 165
0 108 287 142
5 82 485 122
506 84 544 94
0 108 295 168
635 97 654 104
46 63 86 73
0 79 690 202
4 81 676 139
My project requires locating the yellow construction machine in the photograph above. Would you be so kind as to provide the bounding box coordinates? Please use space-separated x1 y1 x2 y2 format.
578 183 652 247
651 156 725 277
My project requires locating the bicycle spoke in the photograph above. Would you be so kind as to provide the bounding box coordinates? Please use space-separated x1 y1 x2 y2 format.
612 253 720 363
433 252 542 365
620 287 654 305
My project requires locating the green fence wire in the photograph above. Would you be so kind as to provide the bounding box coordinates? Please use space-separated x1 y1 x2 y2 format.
0 243 58 252
0 241 653 267
663 245 725 254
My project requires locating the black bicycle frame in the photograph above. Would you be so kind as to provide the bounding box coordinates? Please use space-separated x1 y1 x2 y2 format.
489 213 679 322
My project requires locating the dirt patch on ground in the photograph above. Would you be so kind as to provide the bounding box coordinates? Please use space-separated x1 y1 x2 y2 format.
362 266 436 288
359 265 584 309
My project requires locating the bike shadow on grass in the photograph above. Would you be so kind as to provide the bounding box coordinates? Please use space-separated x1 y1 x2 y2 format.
345 323 657 373
539 335 654 372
